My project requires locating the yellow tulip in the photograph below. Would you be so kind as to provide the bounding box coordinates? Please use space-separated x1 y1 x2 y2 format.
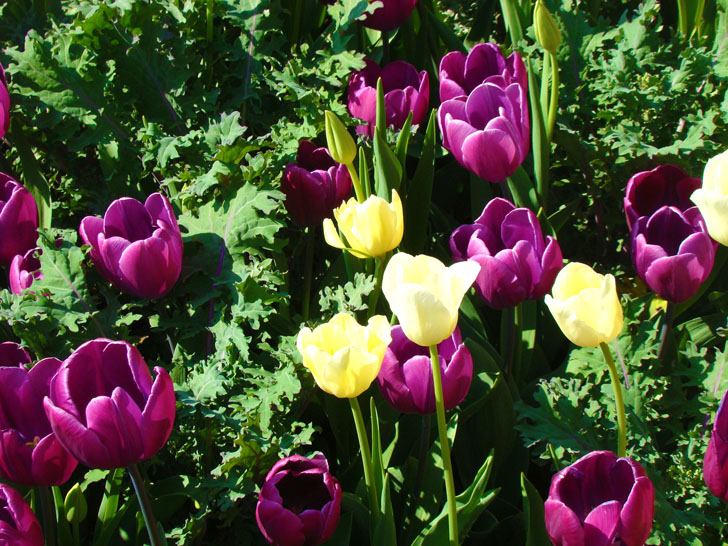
323 190 404 258
296 313 391 398
382 253 480 347
544 262 623 348
691 150 728 246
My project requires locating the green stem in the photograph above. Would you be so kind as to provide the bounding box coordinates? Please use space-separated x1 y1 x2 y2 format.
526 56 549 213
37 487 56 546
367 256 387 318
349 397 380 522
499 0 524 45
302 227 315 321
657 301 676 363
677 0 688 35
347 163 365 202
502 306 517 382
52 486 74 546
291 0 303 46
429 344 458 546
600 342 627 458
547 52 560 142
540 53 550 119
128 464 166 546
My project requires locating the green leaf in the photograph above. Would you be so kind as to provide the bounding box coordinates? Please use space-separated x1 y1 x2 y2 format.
93 467 128 546
521 473 551 546
187 363 227 402
394 111 413 168
402 110 436 253
373 126 402 199
372 474 397 546
9 118 52 229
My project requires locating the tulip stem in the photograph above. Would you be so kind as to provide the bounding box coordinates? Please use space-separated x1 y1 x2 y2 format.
502 305 517 384
37 486 56 546
540 53 550 118
128 464 166 546
657 301 676 363
346 163 365 203
349 397 380 523
547 52 559 142
302 226 315 321
367 256 387 318
600 342 627 458
429 344 458 546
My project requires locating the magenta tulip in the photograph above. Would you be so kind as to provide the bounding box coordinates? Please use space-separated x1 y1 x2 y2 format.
360 0 417 31
0 353 77 486
256 453 342 546
545 451 654 546
0 64 9 140
377 325 472 414
79 193 183 299
0 483 44 545
281 140 352 227
438 78 529 183
631 206 715 303
0 342 30 367
450 198 562 308
347 59 429 138
623 164 700 231
0 175 39 267
439 42 527 103
705 387 728 500
8 248 42 295
43 338 176 470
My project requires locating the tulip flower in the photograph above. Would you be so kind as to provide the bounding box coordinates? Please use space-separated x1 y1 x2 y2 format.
439 42 528 103
704 387 728 500
0 175 39 267
377 325 472 414
360 0 417 32
0 355 78 486
79 193 183 299
545 451 654 546
438 80 529 183
297 313 391 398
382 253 480 347
450 198 563 309
544 262 623 348
281 140 352 227
0 483 45 545
624 164 701 231
43 338 176 470
8 248 42 295
692 149 728 246
347 59 429 138
322 190 404 258
256 453 342 546
631 206 715 303
0 64 9 140
0 342 30 367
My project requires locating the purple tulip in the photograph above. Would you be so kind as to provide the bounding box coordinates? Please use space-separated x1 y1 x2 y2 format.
347 59 429 138
79 193 183 299
623 164 701 231
450 198 562 308
439 42 528 103
438 77 529 183
256 453 342 546
8 248 42 295
360 0 417 32
0 175 39 267
0 342 31 367
377 326 472 414
281 140 352 227
0 483 44 545
0 354 78 486
545 451 654 546
0 64 9 140
43 338 176 470
705 387 728 500
631 206 715 303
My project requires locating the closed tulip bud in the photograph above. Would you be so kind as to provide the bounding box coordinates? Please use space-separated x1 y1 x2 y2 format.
324 111 357 166
256 453 342 546
0 64 9 140
0 175 39 267
297 313 391 398
43 338 176 470
323 190 404 258
360 0 417 32
0 483 45 545
79 193 183 299
545 451 654 546
692 150 728 246
382 253 480 347
378 326 472 414
450 198 563 309
704 387 728 500
9 247 42 295
544 262 623 348
534 1 561 53
64 483 87 524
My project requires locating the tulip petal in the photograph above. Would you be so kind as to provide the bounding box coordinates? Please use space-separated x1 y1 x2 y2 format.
582 500 621 546
103 198 154 241
644 253 702 303
439 51 466 102
691 189 728 246
141 367 176 458
117 237 171 299
544 499 585 546
84 392 144 468
31 433 77 486
619 476 654 546
256 498 306 546
44 398 111 469
401 355 436 413
460 122 519 183
392 285 454 347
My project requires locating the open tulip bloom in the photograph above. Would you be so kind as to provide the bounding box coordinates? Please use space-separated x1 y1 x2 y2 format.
0 174 39 267
80 193 183 299
704 387 728 500
0 483 45 546
545 451 654 546
692 149 728 246
347 59 429 138
8 247 42 295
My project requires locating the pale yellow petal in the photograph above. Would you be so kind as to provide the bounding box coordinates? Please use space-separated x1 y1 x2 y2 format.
598 274 623 343
323 218 347 250
551 262 603 300
389 190 404 249
544 294 601 348
445 261 480 314
392 284 455 347
691 189 728 246
703 150 728 194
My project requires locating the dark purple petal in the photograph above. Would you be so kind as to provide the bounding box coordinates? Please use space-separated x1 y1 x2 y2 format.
437 98 468 151
44 398 111 469
0 343 30 367
140 367 175 459
544 499 585 546
0 483 44 546
644 253 703 303
439 51 467 102
619 476 654 546
0 179 38 266
117 237 173 299
460 121 520 183
583 500 621 546
359 0 417 31
30 433 77 486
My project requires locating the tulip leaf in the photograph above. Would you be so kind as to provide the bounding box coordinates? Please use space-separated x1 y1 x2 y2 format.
373 125 403 199
395 111 414 168
376 78 386 137
370 396 385 503
521 473 552 546
507 166 541 213
373 474 397 546
359 147 372 199
9 118 52 230
93 467 128 546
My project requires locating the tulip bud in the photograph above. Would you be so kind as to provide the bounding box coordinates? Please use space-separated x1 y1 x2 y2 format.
534 1 561 53
64 483 87 524
324 111 357 166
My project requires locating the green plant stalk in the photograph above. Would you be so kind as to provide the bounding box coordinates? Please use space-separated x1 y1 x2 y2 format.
502 306 517 382
540 53 551 119
600 342 627 458
52 486 74 546
547 52 560 142
347 163 365 202
499 0 524 45
291 0 303 46
37 486 55 546
349 397 380 523
302 226 315 321
657 301 676 362
128 464 166 546
429 344 458 546
526 56 550 212
693 0 706 37
677 0 688 35
367 255 387 318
